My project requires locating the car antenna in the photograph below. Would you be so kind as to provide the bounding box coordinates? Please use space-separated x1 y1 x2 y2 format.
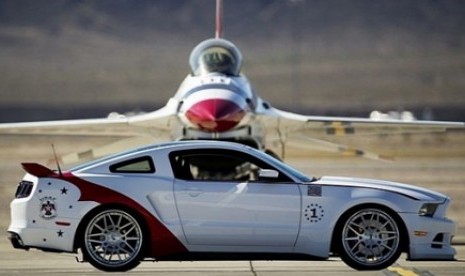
51 144 63 177
215 0 223 38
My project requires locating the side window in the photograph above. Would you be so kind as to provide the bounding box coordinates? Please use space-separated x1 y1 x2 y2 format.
109 156 155 173
170 150 291 182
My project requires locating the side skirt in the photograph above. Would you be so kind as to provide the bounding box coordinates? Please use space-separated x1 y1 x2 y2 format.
152 252 328 262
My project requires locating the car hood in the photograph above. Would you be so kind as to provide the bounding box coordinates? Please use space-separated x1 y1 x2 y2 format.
313 176 449 202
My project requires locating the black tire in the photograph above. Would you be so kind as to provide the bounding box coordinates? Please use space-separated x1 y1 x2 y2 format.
337 207 402 270
81 209 144 272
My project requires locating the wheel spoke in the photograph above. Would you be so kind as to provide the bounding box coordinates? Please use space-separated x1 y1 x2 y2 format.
360 213 369 228
120 244 134 255
379 230 397 235
102 214 109 230
344 236 360 242
88 232 104 238
88 238 105 244
120 221 133 230
123 225 137 236
92 246 103 256
368 212 375 226
109 251 114 262
381 235 398 242
92 223 105 233
347 224 362 235
108 213 117 229
349 240 362 252
116 214 123 228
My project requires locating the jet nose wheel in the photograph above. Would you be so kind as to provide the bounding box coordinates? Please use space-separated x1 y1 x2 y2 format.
82 209 144 272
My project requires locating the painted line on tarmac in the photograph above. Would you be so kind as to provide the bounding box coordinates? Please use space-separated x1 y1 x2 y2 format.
249 261 258 276
384 264 433 276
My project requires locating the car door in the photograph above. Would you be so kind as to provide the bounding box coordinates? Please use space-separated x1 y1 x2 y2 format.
171 149 301 247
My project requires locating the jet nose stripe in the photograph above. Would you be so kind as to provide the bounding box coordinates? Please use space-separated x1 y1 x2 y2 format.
186 99 245 132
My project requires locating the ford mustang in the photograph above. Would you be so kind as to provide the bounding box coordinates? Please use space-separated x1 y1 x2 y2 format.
8 141 456 271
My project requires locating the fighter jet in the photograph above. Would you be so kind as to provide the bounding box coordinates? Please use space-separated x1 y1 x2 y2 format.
1 0 463 164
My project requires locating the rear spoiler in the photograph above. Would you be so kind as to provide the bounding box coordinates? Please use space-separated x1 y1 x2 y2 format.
21 163 56 177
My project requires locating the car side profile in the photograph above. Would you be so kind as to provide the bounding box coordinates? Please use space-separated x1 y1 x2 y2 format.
9 141 456 271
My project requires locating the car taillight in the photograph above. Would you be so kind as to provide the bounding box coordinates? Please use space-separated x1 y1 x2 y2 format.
15 181 33 198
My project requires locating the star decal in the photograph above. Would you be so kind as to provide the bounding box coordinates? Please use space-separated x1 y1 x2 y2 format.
57 230 64 237
60 187 68 195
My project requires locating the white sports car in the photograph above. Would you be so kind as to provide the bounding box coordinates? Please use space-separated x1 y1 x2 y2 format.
9 141 456 271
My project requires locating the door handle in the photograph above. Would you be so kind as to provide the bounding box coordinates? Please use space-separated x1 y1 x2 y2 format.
185 188 203 197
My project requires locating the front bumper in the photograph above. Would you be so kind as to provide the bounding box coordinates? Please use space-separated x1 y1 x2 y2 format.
400 213 456 260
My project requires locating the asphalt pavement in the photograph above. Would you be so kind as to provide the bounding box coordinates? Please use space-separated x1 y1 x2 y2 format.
0 239 463 276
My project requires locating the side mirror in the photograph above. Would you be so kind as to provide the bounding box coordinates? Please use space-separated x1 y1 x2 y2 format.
258 169 279 179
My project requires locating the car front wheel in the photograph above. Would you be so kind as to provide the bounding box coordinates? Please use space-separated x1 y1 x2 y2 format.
338 207 402 270
81 209 144 272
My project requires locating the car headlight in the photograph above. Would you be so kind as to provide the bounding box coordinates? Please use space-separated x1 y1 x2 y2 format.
419 203 439 217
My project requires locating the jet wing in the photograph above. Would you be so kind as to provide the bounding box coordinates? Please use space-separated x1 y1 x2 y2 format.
259 107 464 139
257 106 464 160
0 99 178 138
0 116 141 137
0 100 179 164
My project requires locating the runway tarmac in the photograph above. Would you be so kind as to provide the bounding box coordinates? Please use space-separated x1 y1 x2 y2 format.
0 238 464 275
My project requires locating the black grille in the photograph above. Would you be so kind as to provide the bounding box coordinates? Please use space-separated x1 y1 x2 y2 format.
15 181 33 198
432 233 444 249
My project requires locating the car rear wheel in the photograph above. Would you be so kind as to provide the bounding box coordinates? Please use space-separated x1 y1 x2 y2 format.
81 209 144 272
338 207 402 270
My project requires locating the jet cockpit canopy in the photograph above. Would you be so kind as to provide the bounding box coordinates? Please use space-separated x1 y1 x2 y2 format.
189 38 242 76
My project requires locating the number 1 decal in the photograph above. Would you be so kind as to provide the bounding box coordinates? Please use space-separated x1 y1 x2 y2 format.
304 203 325 223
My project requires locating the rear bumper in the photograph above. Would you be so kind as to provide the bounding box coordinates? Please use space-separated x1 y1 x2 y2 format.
8 232 29 250
9 196 80 253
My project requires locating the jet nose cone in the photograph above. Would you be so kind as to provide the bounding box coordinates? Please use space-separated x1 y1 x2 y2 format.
186 99 245 132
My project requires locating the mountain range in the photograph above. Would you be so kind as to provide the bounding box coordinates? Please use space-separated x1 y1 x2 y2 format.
1 0 464 121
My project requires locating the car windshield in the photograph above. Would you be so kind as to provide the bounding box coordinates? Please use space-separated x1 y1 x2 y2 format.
247 148 313 183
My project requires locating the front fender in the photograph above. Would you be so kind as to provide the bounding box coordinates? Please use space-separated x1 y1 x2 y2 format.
294 185 418 257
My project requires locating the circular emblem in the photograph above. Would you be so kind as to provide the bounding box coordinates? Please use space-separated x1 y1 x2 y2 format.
304 203 325 223
40 197 57 219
